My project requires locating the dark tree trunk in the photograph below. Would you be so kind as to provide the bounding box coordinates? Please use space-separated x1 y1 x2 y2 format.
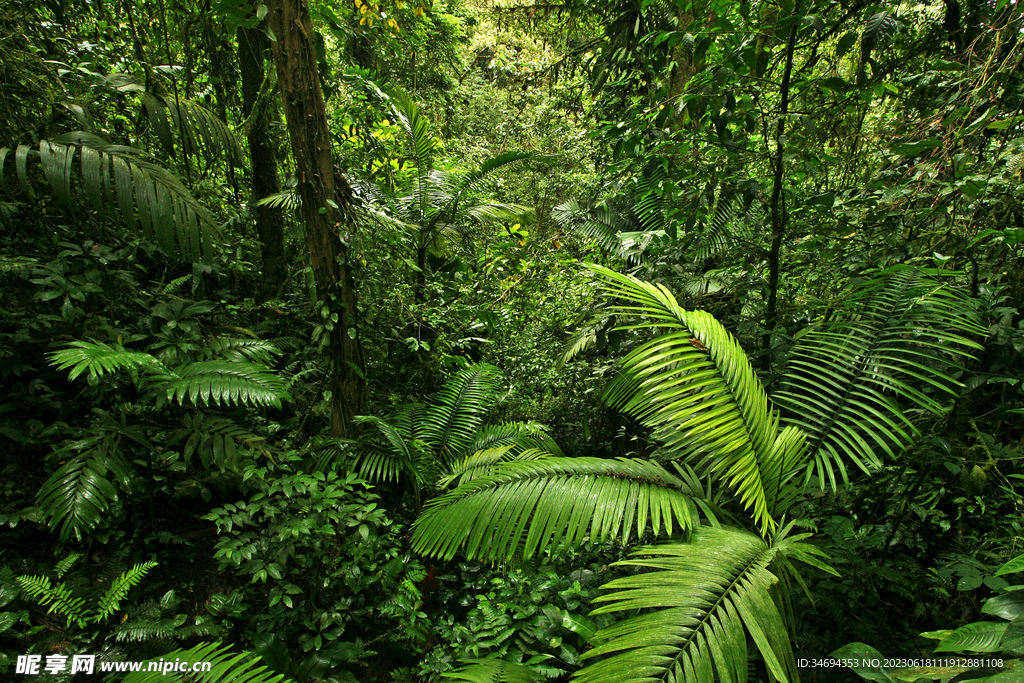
265 0 364 436
237 24 286 299
763 1 801 371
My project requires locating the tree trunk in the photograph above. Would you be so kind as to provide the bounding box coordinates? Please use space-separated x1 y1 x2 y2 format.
265 0 364 436
238 24 286 299
763 2 801 371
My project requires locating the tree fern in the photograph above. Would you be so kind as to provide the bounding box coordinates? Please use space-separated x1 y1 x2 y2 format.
771 267 984 488
412 457 700 562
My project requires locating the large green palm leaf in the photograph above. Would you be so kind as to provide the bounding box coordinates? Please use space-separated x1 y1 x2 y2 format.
411 457 699 562
771 267 984 488
591 265 785 532
1 133 217 261
578 527 801 683
417 363 505 467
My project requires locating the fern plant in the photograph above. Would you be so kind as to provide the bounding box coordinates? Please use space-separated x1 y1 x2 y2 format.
410 264 982 683
37 334 290 542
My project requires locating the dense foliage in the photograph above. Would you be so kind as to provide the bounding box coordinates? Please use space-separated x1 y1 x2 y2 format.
1 0 1023 681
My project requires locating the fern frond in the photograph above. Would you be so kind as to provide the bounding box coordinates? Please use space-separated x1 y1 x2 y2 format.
141 92 243 164
772 268 983 488
121 642 291 683
578 527 798 683
49 341 164 381
591 265 782 533
95 561 158 622
16 575 88 629
443 659 546 683
159 360 292 409
411 457 698 562
53 553 83 579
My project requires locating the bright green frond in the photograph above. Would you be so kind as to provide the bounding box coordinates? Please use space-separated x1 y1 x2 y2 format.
772 267 984 488
16 574 89 629
121 642 291 683
411 457 699 562
590 265 780 533
418 363 505 466
95 561 158 622
50 340 164 381
160 361 292 409
578 527 798 683
440 446 552 489
444 658 547 683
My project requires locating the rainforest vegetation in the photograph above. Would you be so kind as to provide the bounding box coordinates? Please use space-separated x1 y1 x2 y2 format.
1 0 1024 681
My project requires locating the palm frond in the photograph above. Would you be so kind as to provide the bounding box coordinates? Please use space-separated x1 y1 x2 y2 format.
443 658 546 683
591 265 781 533
121 641 292 683
36 442 132 542
462 202 535 224
772 267 984 488
464 422 564 458
203 337 282 364
411 457 698 562
439 152 537 214
578 527 799 683
49 341 164 381
439 446 552 489
350 412 431 483
1 133 218 261
418 363 505 467
158 360 292 409
552 199 631 256
175 413 268 468
141 91 243 163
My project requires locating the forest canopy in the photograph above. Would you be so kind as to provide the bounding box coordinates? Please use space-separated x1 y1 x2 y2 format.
1 0 1024 681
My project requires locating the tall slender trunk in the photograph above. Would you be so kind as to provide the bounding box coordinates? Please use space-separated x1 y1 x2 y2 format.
238 24 286 298
265 0 364 436
763 4 801 371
